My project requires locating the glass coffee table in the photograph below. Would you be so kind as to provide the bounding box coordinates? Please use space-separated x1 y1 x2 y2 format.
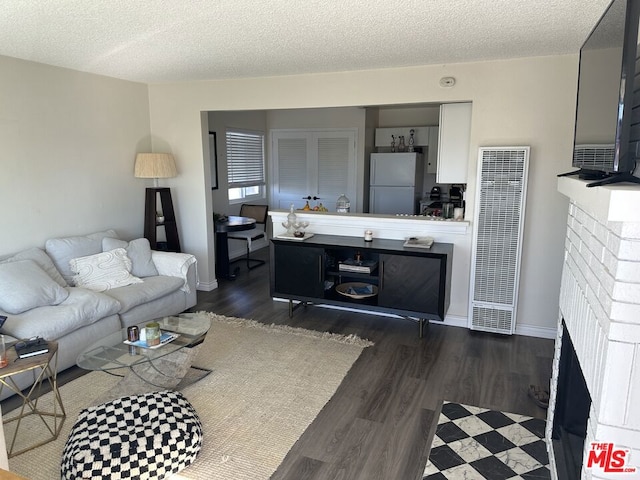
77 312 211 402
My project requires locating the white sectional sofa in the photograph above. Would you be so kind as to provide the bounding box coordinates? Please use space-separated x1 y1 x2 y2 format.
0 230 197 398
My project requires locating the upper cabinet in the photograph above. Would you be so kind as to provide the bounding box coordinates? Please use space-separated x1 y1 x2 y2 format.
374 126 431 148
427 126 439 174
437 103 472 184
373 103 472 184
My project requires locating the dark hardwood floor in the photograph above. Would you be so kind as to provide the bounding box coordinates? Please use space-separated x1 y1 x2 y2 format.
195 248 554 480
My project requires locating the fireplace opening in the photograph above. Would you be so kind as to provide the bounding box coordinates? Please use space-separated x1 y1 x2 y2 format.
552 321 592 480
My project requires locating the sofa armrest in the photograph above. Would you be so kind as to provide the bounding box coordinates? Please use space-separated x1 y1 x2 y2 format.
150 251 197 294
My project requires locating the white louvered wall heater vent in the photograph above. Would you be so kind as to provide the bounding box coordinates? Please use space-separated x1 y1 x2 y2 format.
468 147 530 334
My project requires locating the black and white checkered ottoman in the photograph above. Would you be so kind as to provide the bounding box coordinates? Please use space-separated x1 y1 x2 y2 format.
61 390 202 480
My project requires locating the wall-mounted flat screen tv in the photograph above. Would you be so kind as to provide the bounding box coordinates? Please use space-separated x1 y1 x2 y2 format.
562 0 640 186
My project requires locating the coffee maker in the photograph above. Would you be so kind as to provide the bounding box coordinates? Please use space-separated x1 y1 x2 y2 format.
449 186 463 207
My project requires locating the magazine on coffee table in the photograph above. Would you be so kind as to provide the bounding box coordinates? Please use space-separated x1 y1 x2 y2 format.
123 331 180 349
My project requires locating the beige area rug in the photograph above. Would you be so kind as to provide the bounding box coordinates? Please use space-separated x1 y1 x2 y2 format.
7 313 373 480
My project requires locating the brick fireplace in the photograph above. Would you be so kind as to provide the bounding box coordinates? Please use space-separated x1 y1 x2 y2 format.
548 177 640 479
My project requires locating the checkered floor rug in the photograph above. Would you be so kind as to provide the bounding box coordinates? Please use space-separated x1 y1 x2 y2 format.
423 402 550 480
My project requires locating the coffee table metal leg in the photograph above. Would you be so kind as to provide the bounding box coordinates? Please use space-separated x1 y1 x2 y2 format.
92 345 211 404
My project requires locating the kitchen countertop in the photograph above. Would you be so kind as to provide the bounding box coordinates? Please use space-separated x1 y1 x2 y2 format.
268 209 470 239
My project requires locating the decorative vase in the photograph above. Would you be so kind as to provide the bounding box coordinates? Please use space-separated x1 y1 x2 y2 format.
336 194 351 213
282 204 298 234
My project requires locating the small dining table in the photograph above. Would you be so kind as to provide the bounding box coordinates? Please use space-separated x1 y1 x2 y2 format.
214 215 256 280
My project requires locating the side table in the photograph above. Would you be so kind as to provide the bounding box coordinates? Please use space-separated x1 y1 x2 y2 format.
0 341 65 458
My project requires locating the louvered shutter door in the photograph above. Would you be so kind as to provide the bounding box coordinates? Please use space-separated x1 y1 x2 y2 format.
468 147 529 334
317 136 350 202
277 137 308 193
272 129 356 210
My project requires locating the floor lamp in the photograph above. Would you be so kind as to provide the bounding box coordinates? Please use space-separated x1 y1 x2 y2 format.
134 153 181 252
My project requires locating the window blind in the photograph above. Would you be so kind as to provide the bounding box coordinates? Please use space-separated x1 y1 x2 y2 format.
226 129 265 188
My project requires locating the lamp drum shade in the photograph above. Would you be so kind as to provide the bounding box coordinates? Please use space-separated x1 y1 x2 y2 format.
134 153 177 178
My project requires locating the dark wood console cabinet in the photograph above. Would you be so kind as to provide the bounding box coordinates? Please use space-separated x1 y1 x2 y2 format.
270 234 453 337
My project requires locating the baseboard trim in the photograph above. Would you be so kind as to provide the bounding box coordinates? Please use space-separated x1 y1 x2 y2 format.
515 323 556 339
439 315 468 329
197 279 219 291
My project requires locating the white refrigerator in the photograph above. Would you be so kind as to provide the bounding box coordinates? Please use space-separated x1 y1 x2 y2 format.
369 153 424 214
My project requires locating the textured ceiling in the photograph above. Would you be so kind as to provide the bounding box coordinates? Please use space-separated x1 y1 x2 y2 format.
0 0 612 84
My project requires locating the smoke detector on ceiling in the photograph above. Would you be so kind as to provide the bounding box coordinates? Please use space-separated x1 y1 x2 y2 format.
439 76 456 88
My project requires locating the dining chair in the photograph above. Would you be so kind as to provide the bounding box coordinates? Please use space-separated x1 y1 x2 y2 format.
228 204 269 270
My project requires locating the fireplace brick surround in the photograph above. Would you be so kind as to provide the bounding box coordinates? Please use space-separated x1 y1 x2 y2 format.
549 177 640 479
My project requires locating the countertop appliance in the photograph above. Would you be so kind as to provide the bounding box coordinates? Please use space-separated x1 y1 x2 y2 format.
369 153 424 215
420 186 464 216
449 186 462 204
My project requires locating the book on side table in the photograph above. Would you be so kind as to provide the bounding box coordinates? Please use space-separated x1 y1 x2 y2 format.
15 338 49 359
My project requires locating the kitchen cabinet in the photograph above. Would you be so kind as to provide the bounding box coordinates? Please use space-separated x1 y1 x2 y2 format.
374 126 431 148
270 234 453 337
426 126 439 174
437 103 472 184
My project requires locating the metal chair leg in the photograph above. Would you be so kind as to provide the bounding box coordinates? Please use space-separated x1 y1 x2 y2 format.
231 243 265 271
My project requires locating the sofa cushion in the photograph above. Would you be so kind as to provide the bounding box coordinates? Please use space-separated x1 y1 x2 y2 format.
103 275 184 314
102 237 159 278
0 260 69 314
0 247 67 287
45 230 118 284
0 287 121 340
70 248 143 292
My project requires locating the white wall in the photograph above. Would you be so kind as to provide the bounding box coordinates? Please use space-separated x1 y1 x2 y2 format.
378 105 441 127
148 55 577 334
0 55 151 255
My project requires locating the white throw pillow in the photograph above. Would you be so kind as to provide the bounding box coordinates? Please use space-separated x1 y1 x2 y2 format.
0 259 69 314
102 237 158 277
45 229 118 285
70 248 143 292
